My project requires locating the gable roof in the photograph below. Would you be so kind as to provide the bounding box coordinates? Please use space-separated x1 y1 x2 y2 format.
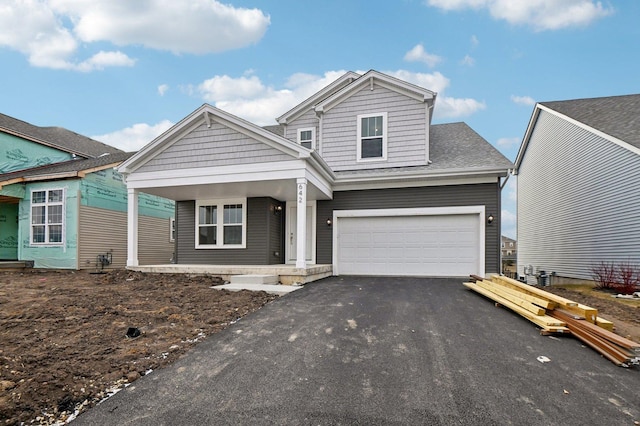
276 71 361 125
118 104 333 179
515 94 640 170
539 94 640 150
0 112 123 158
314 70 437 118
0 152 133 190
334 122 512 181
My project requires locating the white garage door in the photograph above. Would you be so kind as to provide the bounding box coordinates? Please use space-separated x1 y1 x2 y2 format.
336 213 481 277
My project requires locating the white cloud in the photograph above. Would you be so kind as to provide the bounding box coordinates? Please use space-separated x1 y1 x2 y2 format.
427 0 613 31
195 69 485 124
511 95 536 106
461 54 475 66
404 44 443 68
470 35 479 47
501 177 517 239
0 0 270 70
496 137 521 149
158 84 169 96
92 120 174 151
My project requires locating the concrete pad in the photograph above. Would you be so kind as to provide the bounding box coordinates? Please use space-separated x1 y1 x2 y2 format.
229 274 279 285
212 283 301 296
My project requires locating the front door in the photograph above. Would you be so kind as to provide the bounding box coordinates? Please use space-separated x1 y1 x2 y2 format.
0 203 19 260
286 201 316 264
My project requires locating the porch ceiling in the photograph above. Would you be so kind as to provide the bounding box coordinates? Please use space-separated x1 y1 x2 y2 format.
139 178 331 202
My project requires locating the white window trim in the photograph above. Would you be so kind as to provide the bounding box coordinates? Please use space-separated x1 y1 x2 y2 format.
297 127 316 150
30 188 65 246
195 198 246 249
169 217 175 242
357 112 388 162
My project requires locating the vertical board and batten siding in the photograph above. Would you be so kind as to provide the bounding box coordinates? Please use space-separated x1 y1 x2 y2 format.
316 183 501 273
175 197 283 265
136 122 293 174
321 84 427 171
517 110 640 282
78 206 174 269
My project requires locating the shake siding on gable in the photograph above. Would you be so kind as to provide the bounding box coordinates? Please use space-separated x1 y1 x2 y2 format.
517 110 640 282
321 85 427 171
137 122 293 173
284 109 318 145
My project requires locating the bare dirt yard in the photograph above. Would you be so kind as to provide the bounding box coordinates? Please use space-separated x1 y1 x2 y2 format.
0 269 277 425
0 271 639 425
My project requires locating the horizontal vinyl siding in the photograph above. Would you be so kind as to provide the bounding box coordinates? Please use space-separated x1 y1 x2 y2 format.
78 206 175 269
175 197 282 265
317 183 501 273
285 109 318 146
322 85 427 171
138 122 292 173
517 110 640 281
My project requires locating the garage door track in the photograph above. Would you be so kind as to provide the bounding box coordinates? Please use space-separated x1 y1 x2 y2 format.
74 276 639 425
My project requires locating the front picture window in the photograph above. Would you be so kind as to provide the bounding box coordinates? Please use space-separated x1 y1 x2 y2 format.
196 199 246 248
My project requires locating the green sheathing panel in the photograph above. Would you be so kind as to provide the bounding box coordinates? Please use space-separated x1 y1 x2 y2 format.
18 180 80 269
80 168 174 219
0 203 19 259
0 183 26 199
0 133 73 173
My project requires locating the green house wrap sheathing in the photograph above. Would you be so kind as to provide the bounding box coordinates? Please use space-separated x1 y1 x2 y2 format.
0 133 73 173
11 168 174 269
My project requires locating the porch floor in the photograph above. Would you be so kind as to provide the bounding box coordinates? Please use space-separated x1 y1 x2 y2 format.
129 264 333 285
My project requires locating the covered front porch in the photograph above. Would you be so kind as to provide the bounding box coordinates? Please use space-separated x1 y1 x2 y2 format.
127 263 333 285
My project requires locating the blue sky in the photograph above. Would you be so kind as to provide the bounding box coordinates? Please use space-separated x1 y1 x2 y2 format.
1 0 637 239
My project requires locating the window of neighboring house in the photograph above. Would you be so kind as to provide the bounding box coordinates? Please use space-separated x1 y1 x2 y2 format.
195 199 246 248
510 242 514 247
298 128 315 149
357 112 387 161
170 218 176 242
30 189 64 245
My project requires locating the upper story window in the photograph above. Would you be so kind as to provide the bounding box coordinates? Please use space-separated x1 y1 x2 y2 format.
195 198 246 249
298 128 315 149
31 188 64 245
357 112 387 161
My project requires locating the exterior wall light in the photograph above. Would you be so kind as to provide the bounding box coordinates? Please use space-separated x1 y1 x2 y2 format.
273 205 283 214
326 218 332 226
487 214 494 224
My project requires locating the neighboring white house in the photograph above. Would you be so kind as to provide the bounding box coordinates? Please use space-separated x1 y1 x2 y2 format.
118 70 512 281
514 94 640 284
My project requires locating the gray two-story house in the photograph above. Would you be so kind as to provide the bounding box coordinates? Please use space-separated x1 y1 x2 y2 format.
117 70 512 282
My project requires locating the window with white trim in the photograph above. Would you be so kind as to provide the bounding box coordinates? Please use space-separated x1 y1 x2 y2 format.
298 128 315 149
357 112 387 161
170 218 175 242
31 189 64 245
195 199 246 248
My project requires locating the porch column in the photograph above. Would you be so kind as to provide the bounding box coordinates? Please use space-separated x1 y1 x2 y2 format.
127 188 139 267
296 178 307 268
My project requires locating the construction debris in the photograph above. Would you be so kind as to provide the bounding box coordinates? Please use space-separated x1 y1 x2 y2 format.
464 274 640 367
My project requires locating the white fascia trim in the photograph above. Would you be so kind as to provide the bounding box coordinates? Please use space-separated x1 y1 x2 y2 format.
277 72 361 124
305 168 333 199
332 205 485 276
334 168 508 185
315 70 434 114
539 104 640 157
125 160 310 189
333 175 497 191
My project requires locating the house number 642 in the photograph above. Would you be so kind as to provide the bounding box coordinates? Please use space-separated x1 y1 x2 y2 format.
298 184 303 204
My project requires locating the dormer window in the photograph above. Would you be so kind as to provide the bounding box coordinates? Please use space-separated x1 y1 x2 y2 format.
357 112 387 161
298 128 315 149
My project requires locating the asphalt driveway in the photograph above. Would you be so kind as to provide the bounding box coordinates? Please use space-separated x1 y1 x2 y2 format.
73 276 639 425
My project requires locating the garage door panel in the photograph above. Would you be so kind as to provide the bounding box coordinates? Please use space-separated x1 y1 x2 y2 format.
336 214 480 277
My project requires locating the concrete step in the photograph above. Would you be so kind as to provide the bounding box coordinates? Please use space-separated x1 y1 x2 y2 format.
229 274 279 285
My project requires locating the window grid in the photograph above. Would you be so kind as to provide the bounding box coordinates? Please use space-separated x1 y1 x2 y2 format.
195 199 245 248
31 189 64 245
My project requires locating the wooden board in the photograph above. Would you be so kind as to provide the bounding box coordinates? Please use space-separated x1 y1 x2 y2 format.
476 280 546 315
490 275 579 307
482 279 555 309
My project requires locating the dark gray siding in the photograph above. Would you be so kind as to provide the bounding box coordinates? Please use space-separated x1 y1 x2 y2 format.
175 197 283 265
317 183 501 273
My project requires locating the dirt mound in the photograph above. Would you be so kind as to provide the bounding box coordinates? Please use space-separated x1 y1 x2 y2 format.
0 270 277 425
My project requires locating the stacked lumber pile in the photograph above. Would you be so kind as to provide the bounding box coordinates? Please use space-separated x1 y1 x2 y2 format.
464 274 640 367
